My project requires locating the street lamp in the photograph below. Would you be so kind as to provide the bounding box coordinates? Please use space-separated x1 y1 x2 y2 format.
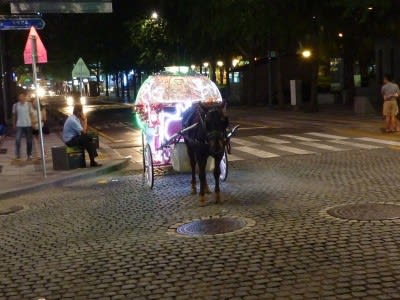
151 11 158 20
302 49 312 59
202 62 209 76
217 61 224 85
232 58 239 68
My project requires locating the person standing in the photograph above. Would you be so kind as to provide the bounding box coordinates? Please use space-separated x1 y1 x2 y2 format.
12 92 33 160
381 74 400 133
30 98 47 157
62 103 101 167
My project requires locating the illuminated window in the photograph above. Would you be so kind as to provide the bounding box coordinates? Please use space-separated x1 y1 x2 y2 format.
229 72 240 83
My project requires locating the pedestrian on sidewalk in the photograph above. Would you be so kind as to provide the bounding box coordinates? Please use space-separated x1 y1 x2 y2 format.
381 74 400 133
12 92 33 160
30 98 48 158
62 103 101 167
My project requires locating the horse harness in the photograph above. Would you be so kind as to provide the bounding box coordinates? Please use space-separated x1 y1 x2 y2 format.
185 106 227 146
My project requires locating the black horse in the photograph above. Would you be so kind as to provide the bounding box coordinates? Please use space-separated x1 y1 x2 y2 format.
182 102 229 204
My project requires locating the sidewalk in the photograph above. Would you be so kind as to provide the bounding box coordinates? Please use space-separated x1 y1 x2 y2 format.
0 129 130 200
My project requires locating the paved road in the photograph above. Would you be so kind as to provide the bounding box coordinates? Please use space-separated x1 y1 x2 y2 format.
3 104 400 299
2 140 400 299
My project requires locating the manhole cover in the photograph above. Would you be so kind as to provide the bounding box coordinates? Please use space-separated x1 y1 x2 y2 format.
176 216 248 236
0 205 24 216
327 203 400 221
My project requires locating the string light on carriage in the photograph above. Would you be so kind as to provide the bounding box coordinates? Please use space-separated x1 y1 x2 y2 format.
134 67 224 165
162 102 193 141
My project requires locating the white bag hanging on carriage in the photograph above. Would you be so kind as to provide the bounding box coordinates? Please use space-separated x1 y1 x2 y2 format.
171 142 213 172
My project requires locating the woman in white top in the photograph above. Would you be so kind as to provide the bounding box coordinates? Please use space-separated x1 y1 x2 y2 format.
12 92 33 160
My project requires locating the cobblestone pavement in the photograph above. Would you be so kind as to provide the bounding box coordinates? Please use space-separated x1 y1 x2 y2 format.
2 147 400 299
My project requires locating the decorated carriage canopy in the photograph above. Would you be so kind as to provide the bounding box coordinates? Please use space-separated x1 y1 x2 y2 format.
134 67 224 129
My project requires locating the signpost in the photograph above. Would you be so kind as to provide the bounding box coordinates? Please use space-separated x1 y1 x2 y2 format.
72 57 90 97
24 26 47 178
0 18 45 30
0 16 45 125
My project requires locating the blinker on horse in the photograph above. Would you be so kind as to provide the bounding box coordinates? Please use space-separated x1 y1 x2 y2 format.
182 103 229 205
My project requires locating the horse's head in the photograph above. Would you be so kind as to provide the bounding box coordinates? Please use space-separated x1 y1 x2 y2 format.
203 105 229 157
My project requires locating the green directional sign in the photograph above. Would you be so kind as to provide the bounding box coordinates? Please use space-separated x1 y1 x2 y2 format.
72 57 90 78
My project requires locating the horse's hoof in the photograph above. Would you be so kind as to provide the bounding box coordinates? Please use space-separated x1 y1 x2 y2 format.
199 196 206 206
205 186 211 194
191 189 197 195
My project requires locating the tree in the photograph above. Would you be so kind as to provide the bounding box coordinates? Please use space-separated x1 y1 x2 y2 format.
127 14 170 73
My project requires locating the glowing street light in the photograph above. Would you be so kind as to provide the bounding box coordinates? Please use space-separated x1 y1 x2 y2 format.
216 60 224 67
151 11 158 20
302 49 312 59
232 58 239 68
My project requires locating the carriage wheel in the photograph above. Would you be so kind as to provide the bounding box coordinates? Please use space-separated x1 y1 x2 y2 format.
144 143 154 189
219 149 228 181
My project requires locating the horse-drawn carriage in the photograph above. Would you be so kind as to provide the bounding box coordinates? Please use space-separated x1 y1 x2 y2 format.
134 66 238 202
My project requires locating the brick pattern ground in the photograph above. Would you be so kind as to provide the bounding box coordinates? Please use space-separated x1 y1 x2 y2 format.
1 148 400 299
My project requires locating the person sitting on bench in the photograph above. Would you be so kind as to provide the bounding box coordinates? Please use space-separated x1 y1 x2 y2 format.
62 103 101 167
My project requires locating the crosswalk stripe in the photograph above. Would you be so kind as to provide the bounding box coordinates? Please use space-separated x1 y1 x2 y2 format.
268 144 315 154
231 138 259 147
280 134 320 142
305 132 350 140
251 135 291 144
356 137 400 146
329 139 382 149
239 126 271 130
227 153 243 161
235 146 280 158
299 142 346 151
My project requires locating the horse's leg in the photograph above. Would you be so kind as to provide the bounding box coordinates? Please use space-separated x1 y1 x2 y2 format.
197 154 208 205
213 155 222 203
187 144 197 195
204 158 211 194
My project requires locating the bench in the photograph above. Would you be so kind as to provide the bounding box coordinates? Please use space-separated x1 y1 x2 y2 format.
51 146 86 170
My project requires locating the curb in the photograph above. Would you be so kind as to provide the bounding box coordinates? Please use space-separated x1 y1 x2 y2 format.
0 157 130 201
